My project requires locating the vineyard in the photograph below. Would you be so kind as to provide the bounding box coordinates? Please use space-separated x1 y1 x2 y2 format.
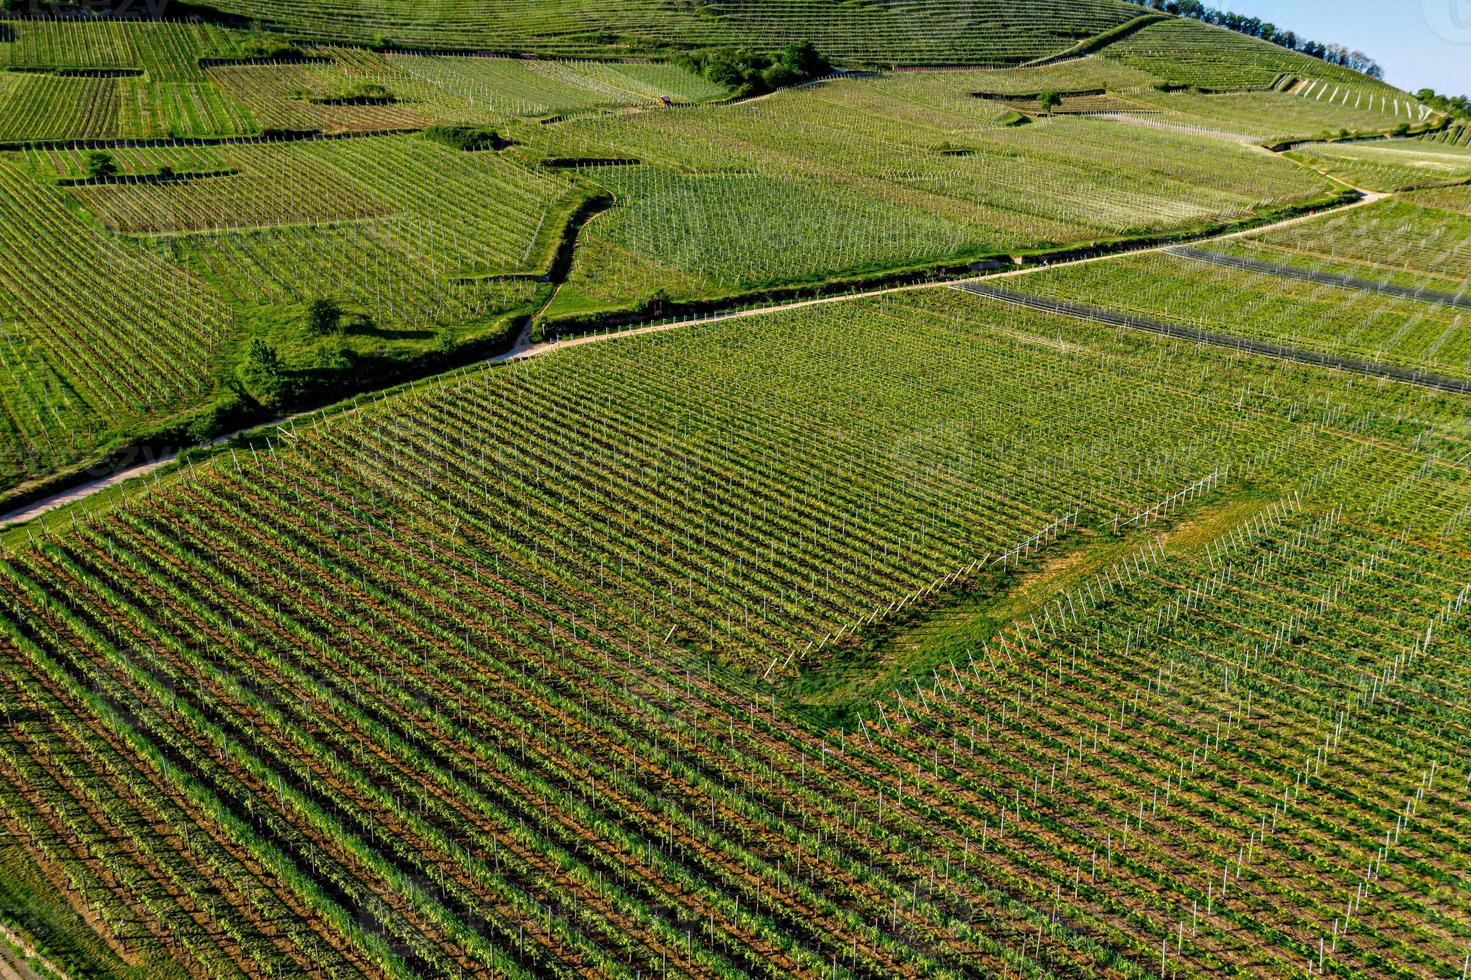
0 8 1466 978
1101 18 1401 92
539 71 1333 319
1230 194 1471 291
0 21 726 144
985 185 1471 383
0 125 587 492
1 288 1469 977
1117 88 1432 144
173 0 1144 64
1285 139 1471 193
0 158 230 490
993 246 1471 381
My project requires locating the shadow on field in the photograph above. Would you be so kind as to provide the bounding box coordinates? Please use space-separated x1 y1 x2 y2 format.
347 321 436 341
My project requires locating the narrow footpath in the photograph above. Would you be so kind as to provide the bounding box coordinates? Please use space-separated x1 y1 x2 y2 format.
0 188 1404 530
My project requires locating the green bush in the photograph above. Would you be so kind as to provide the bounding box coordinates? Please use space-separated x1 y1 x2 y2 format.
238 338 290 409
237 35 303 59
84 152 118 180
678 40 831 99
306 299 342 336
315 338 356 371
423 125 504 151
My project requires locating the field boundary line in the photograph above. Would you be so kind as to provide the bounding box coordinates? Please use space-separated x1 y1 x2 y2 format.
0 190 1394 531
509 188 1387 363
1164 245 1471 309
949 281 1471 394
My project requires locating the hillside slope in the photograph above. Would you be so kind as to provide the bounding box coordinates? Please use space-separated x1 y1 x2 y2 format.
189 0 1144 65
1101 17 1400 92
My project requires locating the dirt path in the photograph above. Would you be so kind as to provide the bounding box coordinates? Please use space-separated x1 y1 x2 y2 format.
0 922 67 980
0 188 1392 531
0 423 282 531
0 455 179 530
498 188 1390 365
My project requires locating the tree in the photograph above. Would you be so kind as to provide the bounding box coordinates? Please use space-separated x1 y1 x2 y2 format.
1037 90 1062 114
84 151 118 180
1149 0 1382 79
238 339 289 408
306 299 342 336
780 40 830 79
680 41 830 99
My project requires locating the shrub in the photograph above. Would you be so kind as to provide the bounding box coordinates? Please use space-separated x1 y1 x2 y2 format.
423 125 504 151
306 299 342 336
315 338 355 370
679 40 830 99
238 338 289 408
84 152 118 180
237 36 303 59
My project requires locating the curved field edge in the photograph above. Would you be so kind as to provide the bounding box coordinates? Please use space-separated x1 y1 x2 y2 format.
533 186 1358 340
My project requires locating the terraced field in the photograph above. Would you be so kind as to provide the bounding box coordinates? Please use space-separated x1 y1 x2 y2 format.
1117 89 1431 144
0 7 1462 980
190 0 1144 64
0 158 231 489
1 288 1469 977
0 22 724 143
1286 139 1471 192
1102 18 1400 92
206 51 725 132
98 140 570 347
0 19 259 140
540 72 1334 320
0 128 582 494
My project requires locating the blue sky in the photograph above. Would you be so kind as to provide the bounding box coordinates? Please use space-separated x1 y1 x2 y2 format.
1233 0 1471 94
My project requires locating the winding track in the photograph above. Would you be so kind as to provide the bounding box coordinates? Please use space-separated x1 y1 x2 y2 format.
0 183 1412 530
494 188 1391 362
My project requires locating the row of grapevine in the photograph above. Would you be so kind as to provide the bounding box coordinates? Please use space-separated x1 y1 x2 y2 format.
0 158 230 487
1 287 1467 975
